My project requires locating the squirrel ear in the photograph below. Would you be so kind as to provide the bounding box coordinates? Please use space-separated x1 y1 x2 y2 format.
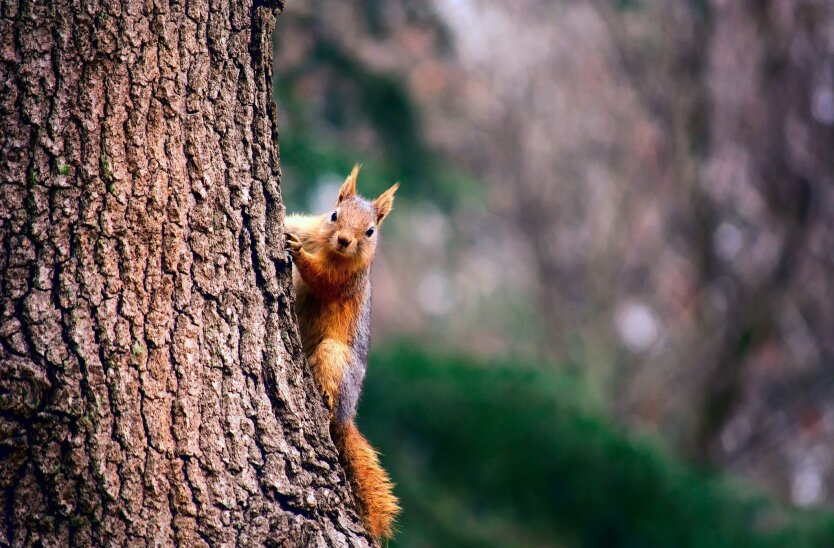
373 182 399 224
337 164 360 204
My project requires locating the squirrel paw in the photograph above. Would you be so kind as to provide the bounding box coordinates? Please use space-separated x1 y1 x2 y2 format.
320 387 335 412
315 382 337 416
284 232 302 258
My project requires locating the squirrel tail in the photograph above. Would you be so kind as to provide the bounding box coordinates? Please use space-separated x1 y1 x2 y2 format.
332 421 400 540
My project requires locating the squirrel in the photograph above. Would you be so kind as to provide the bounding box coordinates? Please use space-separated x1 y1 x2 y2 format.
284 165 400 541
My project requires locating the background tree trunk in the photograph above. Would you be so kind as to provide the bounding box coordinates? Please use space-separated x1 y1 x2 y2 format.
0 0 371 545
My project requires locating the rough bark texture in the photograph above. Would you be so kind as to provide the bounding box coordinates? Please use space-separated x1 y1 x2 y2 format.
0 0 371 545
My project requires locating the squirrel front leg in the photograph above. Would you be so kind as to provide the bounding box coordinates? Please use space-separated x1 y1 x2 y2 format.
285 233 341 296
309 339 351 413
284 214 320 244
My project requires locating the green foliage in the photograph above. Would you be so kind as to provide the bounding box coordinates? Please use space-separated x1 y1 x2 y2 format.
278 125 482 213
358 344 834 547
315 41 425 174
611 0 644 11
274 33 481 212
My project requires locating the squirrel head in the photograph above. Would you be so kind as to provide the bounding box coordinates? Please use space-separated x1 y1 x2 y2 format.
324 164 399 266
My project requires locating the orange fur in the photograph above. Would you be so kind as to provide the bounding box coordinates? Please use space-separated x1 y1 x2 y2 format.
309 339 351 410
373 182 399 224
338 164 361 202
285 165 400 541
332 421 400 540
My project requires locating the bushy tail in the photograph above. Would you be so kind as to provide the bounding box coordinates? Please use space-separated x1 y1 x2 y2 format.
332 421 400 540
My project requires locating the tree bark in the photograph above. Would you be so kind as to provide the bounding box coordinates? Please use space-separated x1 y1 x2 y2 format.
0 0 371 545
691 0 827 461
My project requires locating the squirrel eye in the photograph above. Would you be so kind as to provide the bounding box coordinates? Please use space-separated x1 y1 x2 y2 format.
330 211 338 222
366 226 375 237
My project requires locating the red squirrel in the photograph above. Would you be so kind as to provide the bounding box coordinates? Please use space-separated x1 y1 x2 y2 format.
284 165 400 540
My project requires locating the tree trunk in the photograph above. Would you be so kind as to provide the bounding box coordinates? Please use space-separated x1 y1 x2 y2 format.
691 0 826 461
0 0 371 545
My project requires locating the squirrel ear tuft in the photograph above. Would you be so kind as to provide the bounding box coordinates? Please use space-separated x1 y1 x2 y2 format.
373 182 399 224
337 164 360 204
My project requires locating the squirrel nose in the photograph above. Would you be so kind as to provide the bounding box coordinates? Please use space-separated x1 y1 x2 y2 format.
337 235 352 248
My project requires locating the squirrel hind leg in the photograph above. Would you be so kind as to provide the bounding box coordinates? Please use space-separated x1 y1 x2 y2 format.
332 421 400 540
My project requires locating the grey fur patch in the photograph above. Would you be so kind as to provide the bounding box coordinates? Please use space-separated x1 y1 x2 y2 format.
336 283 372 422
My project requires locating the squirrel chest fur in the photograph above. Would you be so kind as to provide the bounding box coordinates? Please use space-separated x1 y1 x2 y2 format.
294 272 371 422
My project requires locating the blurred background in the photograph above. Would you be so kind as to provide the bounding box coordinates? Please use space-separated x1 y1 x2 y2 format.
273 1 834 546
